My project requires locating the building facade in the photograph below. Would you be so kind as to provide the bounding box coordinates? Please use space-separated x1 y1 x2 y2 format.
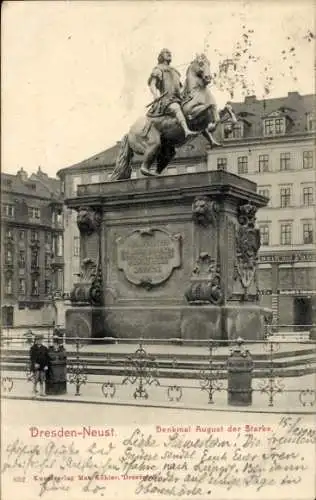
58 91 315 328
1 167 64 327
207 92 316 327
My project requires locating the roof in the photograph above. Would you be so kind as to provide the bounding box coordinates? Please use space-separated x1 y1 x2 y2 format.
229 92 315 137
1 168 62 201
57 92 315 175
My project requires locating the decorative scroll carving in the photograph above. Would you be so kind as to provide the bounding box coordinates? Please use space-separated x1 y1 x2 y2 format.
235 203 261 291
192 196 219 227
117 228 181 288
70 257 103 306
77 206 102 235
185 252 223 305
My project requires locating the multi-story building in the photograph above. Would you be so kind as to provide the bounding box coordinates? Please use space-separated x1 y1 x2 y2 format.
58 91 315 328
207 91 316 327
1 167 64 327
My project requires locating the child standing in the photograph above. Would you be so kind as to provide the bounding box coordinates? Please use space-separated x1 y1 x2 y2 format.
29 334 49 397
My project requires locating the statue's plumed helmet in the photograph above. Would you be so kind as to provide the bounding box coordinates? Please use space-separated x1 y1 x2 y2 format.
158 48 171 63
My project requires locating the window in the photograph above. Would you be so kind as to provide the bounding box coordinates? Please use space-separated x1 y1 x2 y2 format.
263 119 274 136
280 187 291 207
57 269 64 292
19 251 25 267
19 230 25 240
74 236 80 257
45 232 51 244
19 278 26 295
28 207 40 219
2 306 14 326
259 225 270 246
56 211 63 225
237 156 248 174
45 254 51 268
90 174 100 184
6 228 13 239
303 151 313 169
232 122 243 138
303 222 314 244
5 248 13 264
280 223 292 245
303 186 313 206
258 155 269 173
52 210 63 225
31 278 39 296
258 188 270 200
31 231 39 241
73 176 81 194
263 117 285 136
280 153 291 171
275 118 285 134
31 250 39 267
3 204 15 217
217 158 227 170
306 112 316 131
5 277 13 295
44 280 51 295
56 234 63 257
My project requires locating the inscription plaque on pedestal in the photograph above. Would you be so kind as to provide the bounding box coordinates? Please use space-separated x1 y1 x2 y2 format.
117 228 181 287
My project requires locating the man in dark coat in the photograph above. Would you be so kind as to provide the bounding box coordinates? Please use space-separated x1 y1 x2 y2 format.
29 334 49 397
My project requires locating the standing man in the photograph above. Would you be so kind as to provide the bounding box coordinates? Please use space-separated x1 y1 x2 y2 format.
29 334 49 397
147 48 197 139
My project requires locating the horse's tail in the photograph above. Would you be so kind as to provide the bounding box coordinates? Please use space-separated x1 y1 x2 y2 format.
110 135 134 180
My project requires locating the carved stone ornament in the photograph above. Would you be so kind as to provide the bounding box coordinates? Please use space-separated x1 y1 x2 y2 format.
192 196 219 227
185 252 223 305
76 206 102 235
235 203 261 290
117 228 181 288
70 258 103 306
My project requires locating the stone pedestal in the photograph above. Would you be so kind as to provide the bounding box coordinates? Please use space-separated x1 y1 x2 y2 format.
65 171 270 341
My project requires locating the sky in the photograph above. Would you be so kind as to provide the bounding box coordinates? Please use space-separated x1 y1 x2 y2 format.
2 0 315 177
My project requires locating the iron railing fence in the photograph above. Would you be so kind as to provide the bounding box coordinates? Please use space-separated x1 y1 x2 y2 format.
1 335 315 410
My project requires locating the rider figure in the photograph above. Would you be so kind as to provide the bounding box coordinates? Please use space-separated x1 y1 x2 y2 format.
147 48 198 139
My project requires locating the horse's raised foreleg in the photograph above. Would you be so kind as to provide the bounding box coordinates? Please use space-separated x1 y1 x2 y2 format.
202 128 222 148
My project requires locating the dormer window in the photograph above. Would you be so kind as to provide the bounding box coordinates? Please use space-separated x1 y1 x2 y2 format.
223 120 245 139
263 117 286 136
262 109 291 136
231 121 244 138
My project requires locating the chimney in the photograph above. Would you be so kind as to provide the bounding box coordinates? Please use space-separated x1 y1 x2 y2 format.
288 91 301 99
17 167 28 182
36 166 48 178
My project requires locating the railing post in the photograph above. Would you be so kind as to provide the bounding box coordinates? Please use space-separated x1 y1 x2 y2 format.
227 337 253 406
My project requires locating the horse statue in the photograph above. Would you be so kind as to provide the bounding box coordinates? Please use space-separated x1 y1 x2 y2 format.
111 53 237 180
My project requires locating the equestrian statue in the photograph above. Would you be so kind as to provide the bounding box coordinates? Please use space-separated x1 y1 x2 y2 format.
111 48 237 180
